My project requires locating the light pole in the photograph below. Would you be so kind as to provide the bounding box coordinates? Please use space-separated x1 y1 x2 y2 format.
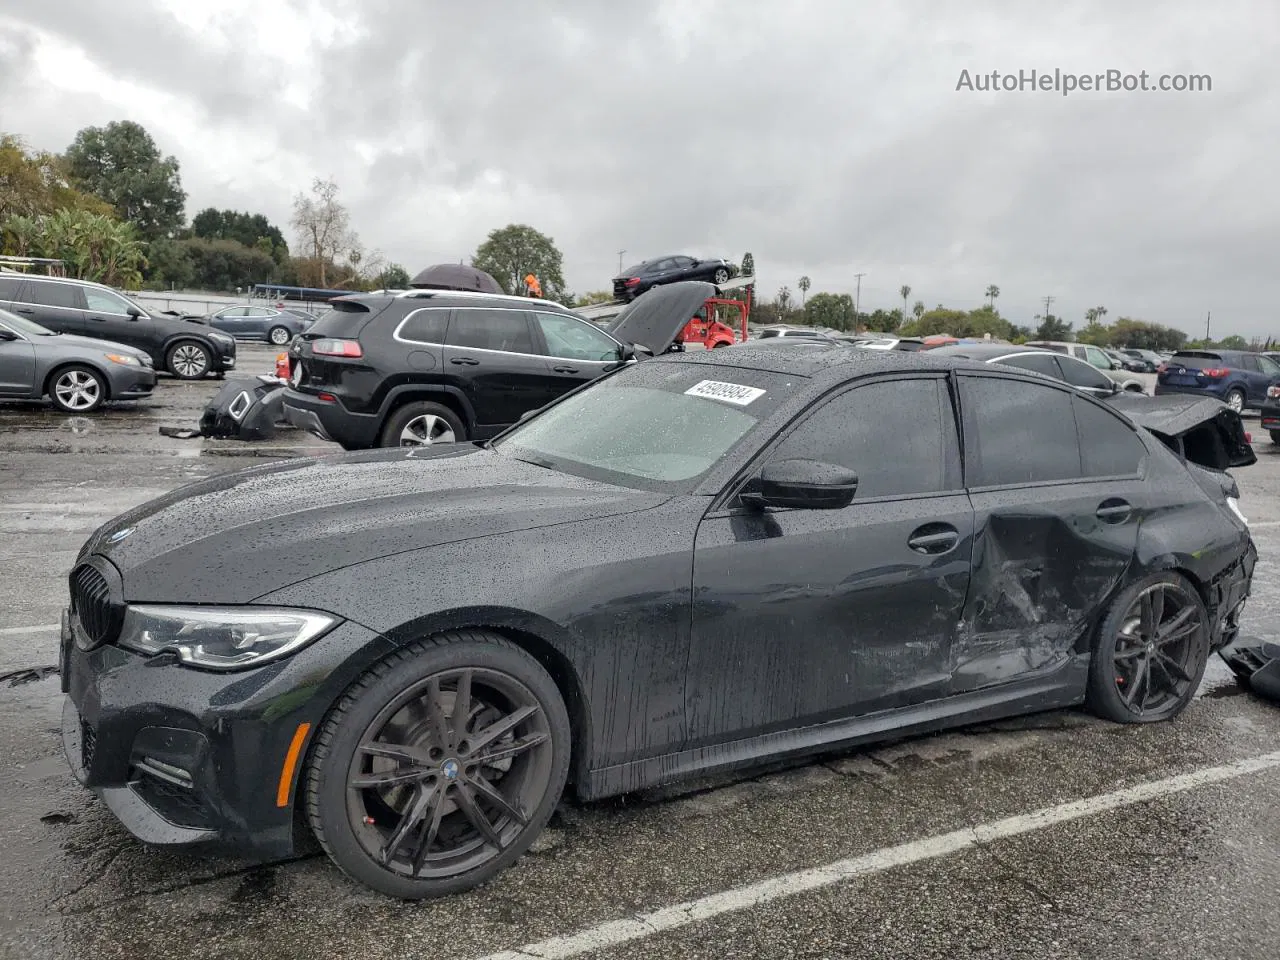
853 273 866 321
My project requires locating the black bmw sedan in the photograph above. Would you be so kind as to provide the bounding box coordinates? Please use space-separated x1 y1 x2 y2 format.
60 314 1256 899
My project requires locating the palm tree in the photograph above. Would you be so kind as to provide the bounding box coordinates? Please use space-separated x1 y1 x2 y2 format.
985 284 1000 309
1085 305 1108 325
899 284 911 318
912 300 925 321
798 275 811 305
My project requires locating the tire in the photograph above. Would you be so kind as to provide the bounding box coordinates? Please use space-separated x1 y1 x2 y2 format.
711 340 731 348
1270 430 1280 445
713 267 730 284
378 401 466 448
268 325 292 346
166 340 213 380
1224 387 1245 414
305 632 571 899
1086 571 1210 725
47 365 107 413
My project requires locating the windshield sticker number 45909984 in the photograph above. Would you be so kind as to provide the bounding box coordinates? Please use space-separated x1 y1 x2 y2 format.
684 380 766 406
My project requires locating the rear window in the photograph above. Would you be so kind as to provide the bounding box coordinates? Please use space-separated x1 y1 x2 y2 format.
758 329 781 338
1170 351 1223 368
304 300 382 338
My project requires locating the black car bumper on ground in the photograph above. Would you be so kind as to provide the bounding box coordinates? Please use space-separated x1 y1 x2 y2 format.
281 388 381 449
59 604 391 858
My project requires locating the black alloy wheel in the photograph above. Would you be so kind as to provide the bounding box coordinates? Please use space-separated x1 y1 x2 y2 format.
166 341 212 379
306 633 570 898
1087 572 1210 723
713 267 731 284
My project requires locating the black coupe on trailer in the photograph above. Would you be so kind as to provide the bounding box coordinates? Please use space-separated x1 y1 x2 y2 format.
60 283 1256 900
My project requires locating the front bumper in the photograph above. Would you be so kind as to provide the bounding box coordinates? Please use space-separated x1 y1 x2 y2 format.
108 366 157 400
210 341 237 373
59 608 389 858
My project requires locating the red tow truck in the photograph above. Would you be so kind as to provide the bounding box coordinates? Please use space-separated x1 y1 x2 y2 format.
575 275 754 349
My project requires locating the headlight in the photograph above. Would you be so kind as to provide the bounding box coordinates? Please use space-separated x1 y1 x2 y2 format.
209 332 234 345
1227 496 1249 527
118 605 339 671
104 353 141 366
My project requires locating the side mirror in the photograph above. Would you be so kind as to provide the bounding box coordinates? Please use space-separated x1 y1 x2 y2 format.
126 305 143 319
741 459 857 510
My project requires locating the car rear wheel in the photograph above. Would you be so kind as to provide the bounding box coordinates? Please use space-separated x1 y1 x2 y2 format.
166 341 212 379
1224 387 1245 413
48 365 107 413
305 632 571 899
1086 571 1210 724
713 267 730 284
379 401 466 447
1270 430 1280 445
268 325 292 345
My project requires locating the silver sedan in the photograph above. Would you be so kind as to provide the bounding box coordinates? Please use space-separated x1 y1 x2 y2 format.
0 307 156 413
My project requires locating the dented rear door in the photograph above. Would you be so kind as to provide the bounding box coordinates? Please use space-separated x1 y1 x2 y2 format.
953 375 1147 693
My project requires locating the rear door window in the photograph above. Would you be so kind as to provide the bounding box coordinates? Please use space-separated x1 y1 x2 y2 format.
0 276 23 299
22 281 84 309
960 375 1083 486
535 312 621 361
1057 356 1115 392
446 308 537 354
1072 395 1148 477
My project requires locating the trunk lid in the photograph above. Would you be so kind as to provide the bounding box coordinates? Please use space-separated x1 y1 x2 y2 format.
1108 392 1256 470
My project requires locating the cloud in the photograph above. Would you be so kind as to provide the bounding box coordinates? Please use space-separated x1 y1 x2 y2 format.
1 0 1278 335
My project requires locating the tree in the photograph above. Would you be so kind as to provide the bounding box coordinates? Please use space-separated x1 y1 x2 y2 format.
1035 313 1073 340
912 300 925 321
899 284 911 317
472 223 567 299
803 292 854 330
0 134 113 222
866 308 901 333
182 237 277 291
964 306 1012 340
985 284 1000 309
29 209 148 286
63 121 185 240
797 275 811 305
741 252 755 278
1217 334 1249 350
291 177 356 287
374 262 411 289
776 285 794 314
576 290 615 306
192 208 289 263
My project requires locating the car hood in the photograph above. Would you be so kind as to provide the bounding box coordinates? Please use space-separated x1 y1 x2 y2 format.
83 444 669 604
44 333 148 358
1109 392 1257 469
606 280 715 354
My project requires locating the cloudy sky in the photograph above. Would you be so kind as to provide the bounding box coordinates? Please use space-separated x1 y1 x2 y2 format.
2 0 1277 336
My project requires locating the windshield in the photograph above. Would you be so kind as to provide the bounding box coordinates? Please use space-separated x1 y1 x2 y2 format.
0 307 56 336
493 361 805 492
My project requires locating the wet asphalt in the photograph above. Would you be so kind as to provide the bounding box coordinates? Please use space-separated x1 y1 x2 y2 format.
1 346 1279 960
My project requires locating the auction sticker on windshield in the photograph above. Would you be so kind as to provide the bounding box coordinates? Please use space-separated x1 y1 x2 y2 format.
685 380 766 406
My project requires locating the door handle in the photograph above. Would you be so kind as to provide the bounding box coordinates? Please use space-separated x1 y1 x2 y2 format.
14 307 34 315
88 316 106 321
1096 499 1132 523
450 357 479 366
907 524 960 555
553 365 579 374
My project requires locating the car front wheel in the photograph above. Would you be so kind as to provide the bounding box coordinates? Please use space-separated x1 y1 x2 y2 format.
268 325 292 345
1086 571 1210 724
48 365 107 413
713 267 730 284
379 401 466 447
1224 387 1246 413
305 632 571 899
1270 430 1280 445
166 341 213 379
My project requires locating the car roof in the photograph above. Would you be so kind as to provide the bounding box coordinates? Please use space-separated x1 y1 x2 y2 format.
18 273 116 292
335 289 575 313
651 341 994 381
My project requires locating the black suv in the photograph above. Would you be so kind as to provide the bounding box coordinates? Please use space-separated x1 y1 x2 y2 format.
282 290 633 448
0 274 236 379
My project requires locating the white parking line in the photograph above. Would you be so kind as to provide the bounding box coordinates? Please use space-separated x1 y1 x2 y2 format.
0 624 60 637
476 751 1280 960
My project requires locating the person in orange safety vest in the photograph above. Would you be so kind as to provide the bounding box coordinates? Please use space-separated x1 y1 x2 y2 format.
524 273 542 298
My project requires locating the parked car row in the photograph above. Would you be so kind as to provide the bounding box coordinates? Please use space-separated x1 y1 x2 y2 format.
0 274 236 381
61 283 1259 900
